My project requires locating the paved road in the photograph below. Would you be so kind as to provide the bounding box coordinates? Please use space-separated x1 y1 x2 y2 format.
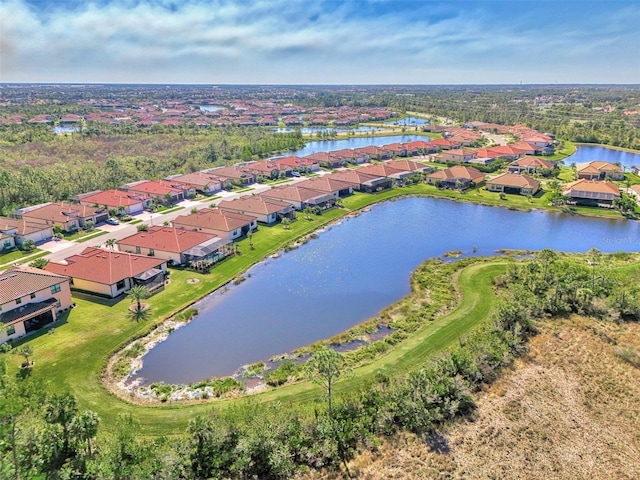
40 176 314 264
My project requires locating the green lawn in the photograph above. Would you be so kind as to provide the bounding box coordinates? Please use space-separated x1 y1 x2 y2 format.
75 230 108 243
0 248 49 269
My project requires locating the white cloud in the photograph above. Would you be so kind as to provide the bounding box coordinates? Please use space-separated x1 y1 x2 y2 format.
0 0 638 83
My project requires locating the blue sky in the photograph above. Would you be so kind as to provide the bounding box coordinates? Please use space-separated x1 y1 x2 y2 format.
1 0 638 84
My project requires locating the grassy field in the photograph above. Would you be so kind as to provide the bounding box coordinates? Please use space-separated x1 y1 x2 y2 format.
2 180 633 436
4 206 505 436
341 316 640 480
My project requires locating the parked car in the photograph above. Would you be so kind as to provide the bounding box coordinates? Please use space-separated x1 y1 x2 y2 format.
105 218 120 225
291 171 301 177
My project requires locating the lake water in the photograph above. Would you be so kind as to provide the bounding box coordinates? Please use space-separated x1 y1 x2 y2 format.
289 135 426 157
562 145 640 168
199 105 225 112
134 196 640 385
384 116 429 126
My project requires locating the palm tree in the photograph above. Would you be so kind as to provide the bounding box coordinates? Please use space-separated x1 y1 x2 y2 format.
126 285 150 312
105 238 116 249
128 305 151 323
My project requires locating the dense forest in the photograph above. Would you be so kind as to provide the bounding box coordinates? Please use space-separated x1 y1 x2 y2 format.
2 251 639 479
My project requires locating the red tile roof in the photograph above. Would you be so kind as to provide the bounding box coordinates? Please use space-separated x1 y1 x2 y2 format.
428 165 485 183
117 226 217 253
44 247 165 285
218 196 292 215
79 189 149 208
563 179 620 196
487 173 540 189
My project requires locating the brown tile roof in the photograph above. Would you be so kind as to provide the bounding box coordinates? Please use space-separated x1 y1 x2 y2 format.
172 208 256 232
302 176 356 192
386 159 429 172
0 216 52 235
577 161 623 175
259 185 329 203
487 173 540 189
170 172 224 189
21 202 104 223
563 179 621 196
428 165 485 183
0 266 68 305
357 164 406 177
329 170 385 184
218 196 292 215
117 226 217 253
509 156 555 169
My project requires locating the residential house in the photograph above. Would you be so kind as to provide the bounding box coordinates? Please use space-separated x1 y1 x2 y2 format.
402 140 436 156
242 160 286 179
482 145 527 161
117 226 230 266
77 189 151 215
438 148 478 163
17 201 109 231
427 166 485 190
331 149 368 165
121 179 196 204
305 152 344 169
430 138 461 150
386 159 433 175
172 208 257 240
381 143 408 157
0 232 16 251
0 216 53 246
302 176 354 198
486 173 541 196
329 170 392 193
0 266 72 343
357 163 412 184
508 156 556 174
168 172 227 194
271 156 320 173
205 166 257 186
259 185 335 210
508 141 540 156
45 247 167 298
577 161 625 181
562 179 621 206
354 145 391 162
218 196 295 225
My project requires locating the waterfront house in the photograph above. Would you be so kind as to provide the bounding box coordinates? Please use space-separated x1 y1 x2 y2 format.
331 148 368 165
402 140 436 156
218 196 295 225
486 173 541 196
354 145 392 161
382 143 408 157
17 201 109 231
172 208 257 240
430 138 460 150
0 266 72 343
508 156 556 174
482 145 527 161
302 176 355 198
427 166 485 190
329 170 393 192
562 179 621 206
0 216 53 246
117 226 229 266
577 161 625 181
76 189 151 215
259 185 335 210
45 247 167 298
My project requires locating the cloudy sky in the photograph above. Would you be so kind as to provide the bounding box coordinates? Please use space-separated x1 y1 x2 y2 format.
1 0 638 84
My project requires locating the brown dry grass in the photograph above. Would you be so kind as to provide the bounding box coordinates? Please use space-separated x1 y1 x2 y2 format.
300 316 640 480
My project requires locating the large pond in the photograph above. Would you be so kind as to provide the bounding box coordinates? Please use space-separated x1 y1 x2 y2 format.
562 145 640 168
133 197 640 385
289 135 425 157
